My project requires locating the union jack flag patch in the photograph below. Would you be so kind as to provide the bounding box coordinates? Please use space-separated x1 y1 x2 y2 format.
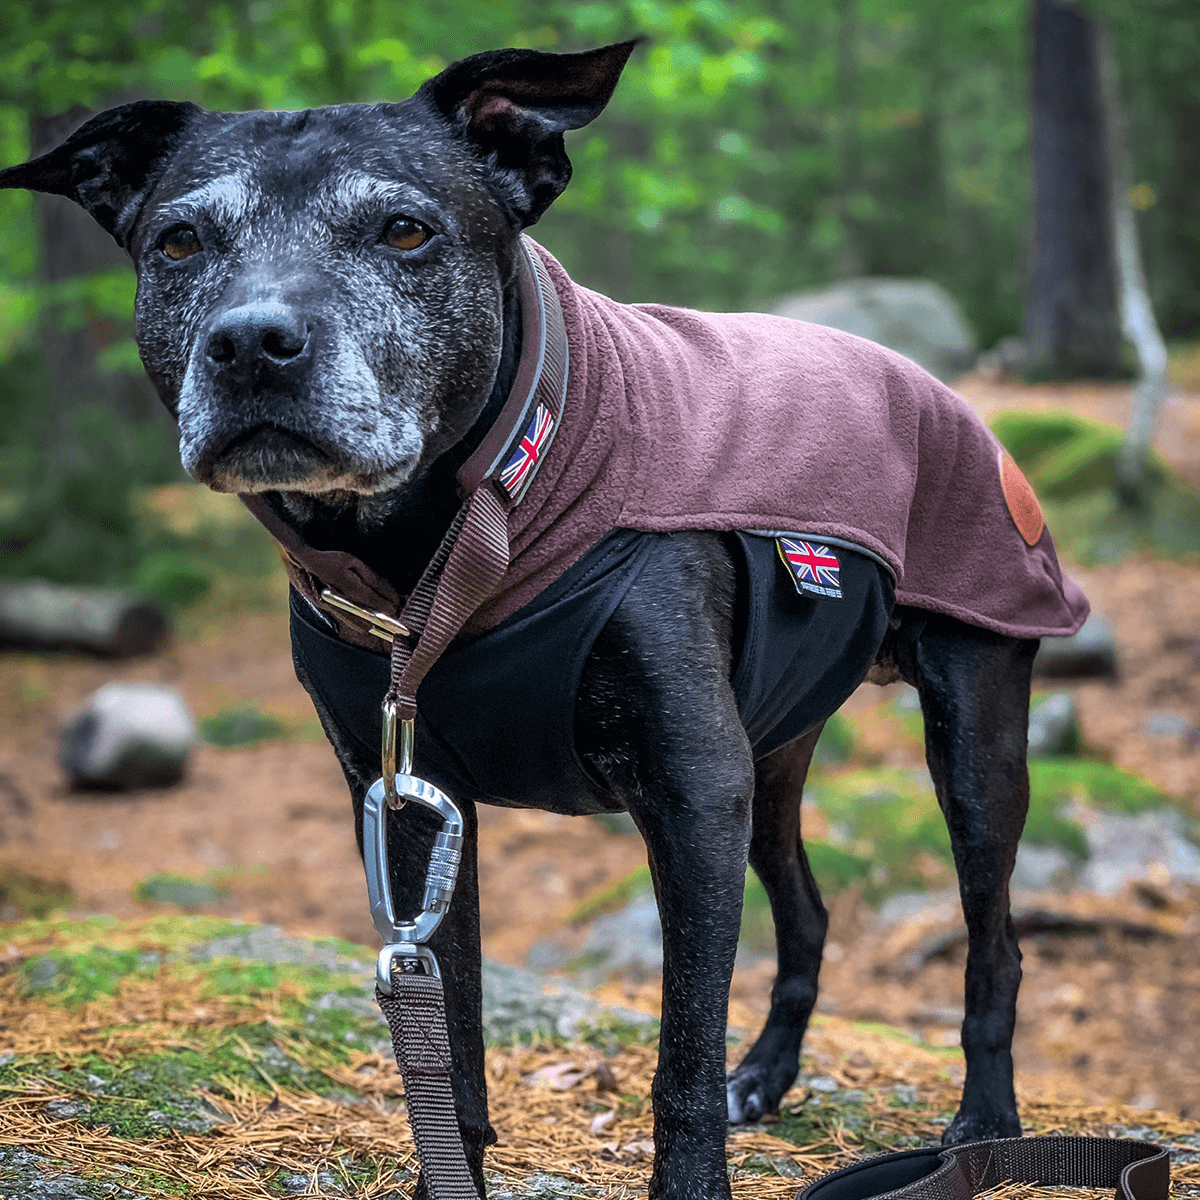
777 537 842 599
498 403 555 499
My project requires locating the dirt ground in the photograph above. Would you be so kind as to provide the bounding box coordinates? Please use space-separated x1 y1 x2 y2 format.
1 373 1198 1119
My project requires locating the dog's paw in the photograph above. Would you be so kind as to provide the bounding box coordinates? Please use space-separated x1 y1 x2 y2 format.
941 1108 1022 1146
726 1062 792 1124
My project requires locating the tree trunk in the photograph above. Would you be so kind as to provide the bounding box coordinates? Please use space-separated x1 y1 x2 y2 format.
31 108 162 452
1025 0 1122 379
1095 31 1170 501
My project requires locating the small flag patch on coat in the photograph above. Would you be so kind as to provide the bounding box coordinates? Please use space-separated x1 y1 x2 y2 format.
499 403 555 499
777 537 842 598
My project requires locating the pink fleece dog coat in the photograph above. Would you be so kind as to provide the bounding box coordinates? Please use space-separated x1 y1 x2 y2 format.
472 243 1087 640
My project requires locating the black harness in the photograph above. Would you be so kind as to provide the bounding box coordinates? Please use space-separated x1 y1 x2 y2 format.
291 528 894 812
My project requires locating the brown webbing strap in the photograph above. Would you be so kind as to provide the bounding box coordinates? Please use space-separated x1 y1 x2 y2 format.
377 967 480 1200
798 1135 1170 1200
385 483 510 720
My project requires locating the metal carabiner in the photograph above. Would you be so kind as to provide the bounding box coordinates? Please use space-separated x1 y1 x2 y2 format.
363 772 465 994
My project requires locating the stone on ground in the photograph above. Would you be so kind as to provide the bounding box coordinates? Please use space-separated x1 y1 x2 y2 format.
59 682 196 789
770 277 977 381
1027 691 1081 757
1034 613 1118 679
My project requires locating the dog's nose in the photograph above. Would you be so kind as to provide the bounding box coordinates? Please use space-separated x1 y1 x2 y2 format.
205 304 310 369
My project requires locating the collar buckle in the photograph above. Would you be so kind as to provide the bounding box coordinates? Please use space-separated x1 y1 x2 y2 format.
320 589 411 644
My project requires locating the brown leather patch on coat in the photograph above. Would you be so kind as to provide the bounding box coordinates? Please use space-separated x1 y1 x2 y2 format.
999 450 1044 546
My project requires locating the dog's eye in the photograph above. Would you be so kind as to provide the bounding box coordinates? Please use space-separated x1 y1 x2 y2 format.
383 217 431 252
160 226 202 261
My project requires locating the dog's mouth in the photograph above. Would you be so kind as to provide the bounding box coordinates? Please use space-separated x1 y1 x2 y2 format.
196 424 355 494
187 421 421 497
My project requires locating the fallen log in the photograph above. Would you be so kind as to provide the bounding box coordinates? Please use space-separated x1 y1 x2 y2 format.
0 578 170 658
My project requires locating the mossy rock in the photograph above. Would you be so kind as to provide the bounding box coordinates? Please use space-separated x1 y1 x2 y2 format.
1029 757 1173 816
812 711 855 765
0 868 73 920
201 703 291 747
991 409 1097 468
990 409 1200 561
804 768 953 902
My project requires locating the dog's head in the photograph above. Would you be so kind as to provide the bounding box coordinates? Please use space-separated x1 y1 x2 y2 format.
0 43 634 500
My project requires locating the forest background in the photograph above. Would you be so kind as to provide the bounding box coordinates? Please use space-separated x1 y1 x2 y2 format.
0 0 1196 591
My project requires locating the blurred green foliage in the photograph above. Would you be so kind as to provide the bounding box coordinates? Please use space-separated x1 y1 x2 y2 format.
0 0 1195 588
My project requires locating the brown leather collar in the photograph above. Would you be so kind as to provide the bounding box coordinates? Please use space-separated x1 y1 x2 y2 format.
239 236 568 650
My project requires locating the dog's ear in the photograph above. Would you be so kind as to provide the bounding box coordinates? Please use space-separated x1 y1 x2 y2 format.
419 41 638 227
0 100 202 250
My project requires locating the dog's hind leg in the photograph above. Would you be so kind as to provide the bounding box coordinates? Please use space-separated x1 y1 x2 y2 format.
898 610 1037 1144
725 725 826 1123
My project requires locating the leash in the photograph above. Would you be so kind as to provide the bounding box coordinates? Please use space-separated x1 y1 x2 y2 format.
798 1135 1170 1200
244 236 568 1200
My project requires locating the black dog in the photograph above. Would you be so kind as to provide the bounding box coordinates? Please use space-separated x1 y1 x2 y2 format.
0 42 1068 1199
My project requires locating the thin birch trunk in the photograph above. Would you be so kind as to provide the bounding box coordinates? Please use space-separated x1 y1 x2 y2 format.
1097 30 1170 501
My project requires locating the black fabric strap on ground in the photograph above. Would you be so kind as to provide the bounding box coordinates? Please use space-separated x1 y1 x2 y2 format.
798 1135 1170 1200
376 966 482 1200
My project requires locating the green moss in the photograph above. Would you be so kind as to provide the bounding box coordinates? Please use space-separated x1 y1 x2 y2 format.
989 409 1200 562
134 549 212 609
201 703 291 747
566 864 653 925
1029 757 1173 816
4 912 252 953
805 769 952 902
812 712 855 765
991 409 1095 468
0 867 72 919
135 872 226 907
21 945 162 1005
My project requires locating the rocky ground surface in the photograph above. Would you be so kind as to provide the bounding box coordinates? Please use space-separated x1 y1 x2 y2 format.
0 373 1198 1194
2 916 1199 1199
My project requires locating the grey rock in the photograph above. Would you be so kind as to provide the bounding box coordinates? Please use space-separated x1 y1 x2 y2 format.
876 888 960 926
0 1149 132 1200
770 278 977 382
1027 691 1080 757
44 1100 86 1120
311 991 382 1020
138 876 223 906
481 959 657 1043
144 1097 229 1133
194 924 345 969
806 1075 840 1093
590 811 639 835
1011 842 1075 891
60 682 196 790
1077 808 1200 894
977 336 1028 377
0 578 169 658
489 1174 593 1199
278 1171 339 1194
1034 614 1118 680
28 956 59 986
1143 710 1195 739
583 892 664 976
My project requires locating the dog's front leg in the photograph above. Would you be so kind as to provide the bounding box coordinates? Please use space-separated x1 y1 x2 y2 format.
632 772 753 1199
578 534 753 1199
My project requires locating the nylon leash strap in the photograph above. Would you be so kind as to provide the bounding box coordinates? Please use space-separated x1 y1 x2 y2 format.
798 1135 1170 1200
